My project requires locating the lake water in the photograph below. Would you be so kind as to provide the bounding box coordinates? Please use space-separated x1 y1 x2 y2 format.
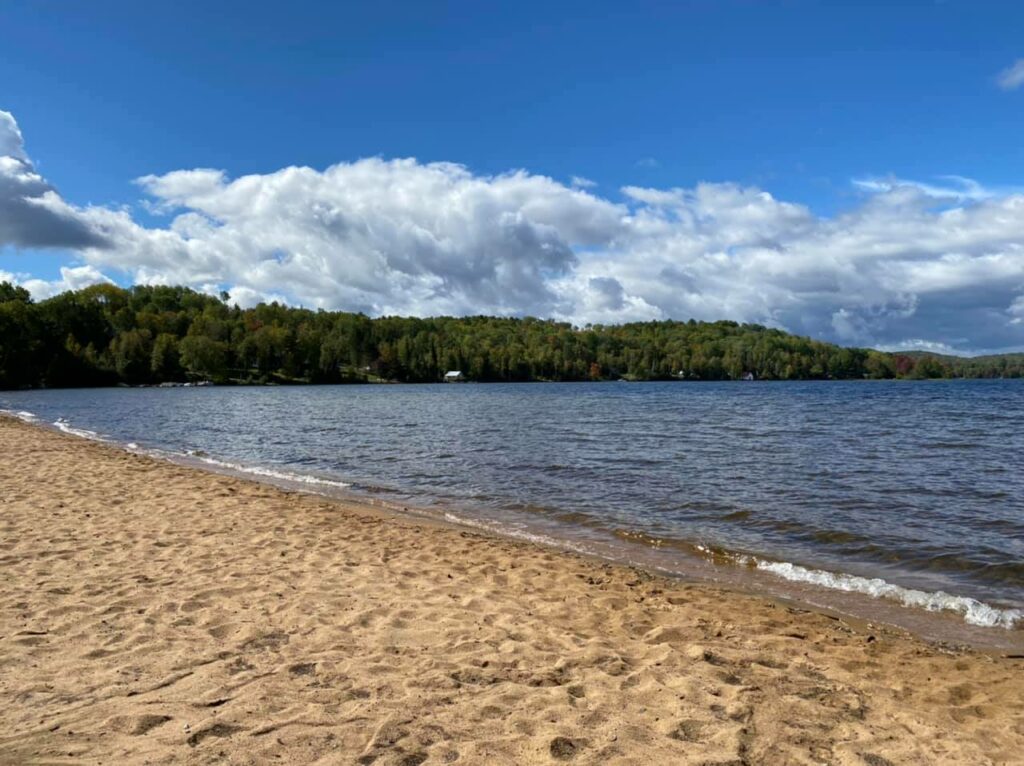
3 380 1023 645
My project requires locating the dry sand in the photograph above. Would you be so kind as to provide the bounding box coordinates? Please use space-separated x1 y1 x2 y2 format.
1 415 1022 765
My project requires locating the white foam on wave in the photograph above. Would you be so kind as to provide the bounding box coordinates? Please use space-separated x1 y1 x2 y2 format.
756 560 1022 629
52 418 106 441
695 542 751 565
188 453 352 489
16 412 352 491
0 408 39 423
442 511 592 555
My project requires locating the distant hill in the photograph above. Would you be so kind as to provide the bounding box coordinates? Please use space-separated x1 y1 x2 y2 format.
892 350 1024 379
0 281 1020 388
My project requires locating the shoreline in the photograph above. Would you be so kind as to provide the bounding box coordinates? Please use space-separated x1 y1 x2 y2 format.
2 415 1024 764
5 406 1023 651
4 376 1021 392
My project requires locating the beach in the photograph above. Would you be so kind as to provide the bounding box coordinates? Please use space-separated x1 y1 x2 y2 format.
1 415 1022 765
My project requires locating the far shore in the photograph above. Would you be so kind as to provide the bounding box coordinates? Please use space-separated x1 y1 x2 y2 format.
1 415 1022 765
4 373 1020 395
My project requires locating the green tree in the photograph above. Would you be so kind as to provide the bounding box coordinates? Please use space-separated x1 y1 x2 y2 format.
0 281 32 304
110 329 153 382
151 333 182 380
179 335 229 381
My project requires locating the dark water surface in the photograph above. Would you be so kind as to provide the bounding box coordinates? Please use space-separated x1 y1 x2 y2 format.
4 380 1022 639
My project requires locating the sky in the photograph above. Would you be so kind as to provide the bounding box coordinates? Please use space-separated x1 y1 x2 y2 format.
1 0 1023 354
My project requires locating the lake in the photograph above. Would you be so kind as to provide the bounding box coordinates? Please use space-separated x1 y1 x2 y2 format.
3 379 1022 642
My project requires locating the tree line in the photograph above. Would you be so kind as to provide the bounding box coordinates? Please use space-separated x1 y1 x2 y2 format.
0 282 1020 389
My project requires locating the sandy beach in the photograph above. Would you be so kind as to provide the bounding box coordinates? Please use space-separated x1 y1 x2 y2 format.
1 416 1022 765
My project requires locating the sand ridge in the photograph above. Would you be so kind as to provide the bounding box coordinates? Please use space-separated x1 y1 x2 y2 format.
1 416 1022 765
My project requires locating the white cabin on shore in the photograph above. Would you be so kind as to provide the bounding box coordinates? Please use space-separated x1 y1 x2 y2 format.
443 370 464 382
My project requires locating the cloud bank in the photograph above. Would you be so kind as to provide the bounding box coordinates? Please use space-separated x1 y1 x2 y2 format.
2 111 1023 353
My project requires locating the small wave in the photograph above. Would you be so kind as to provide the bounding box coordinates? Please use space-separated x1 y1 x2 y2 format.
756 560 1022 629
695 542 752 566
720 509 753 522
358 485 404 495
53 418 106 441
0 409 38 423
187 454 352 489
442 511 592 556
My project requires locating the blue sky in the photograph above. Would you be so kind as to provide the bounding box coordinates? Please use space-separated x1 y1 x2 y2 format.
2 0 1024 352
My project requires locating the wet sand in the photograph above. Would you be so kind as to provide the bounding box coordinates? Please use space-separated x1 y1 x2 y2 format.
1 415 1022 765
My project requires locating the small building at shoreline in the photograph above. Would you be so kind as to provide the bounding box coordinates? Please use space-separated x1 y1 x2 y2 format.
443 370 465 382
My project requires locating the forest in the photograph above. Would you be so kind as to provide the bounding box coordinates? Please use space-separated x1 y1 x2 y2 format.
1 282 1021 389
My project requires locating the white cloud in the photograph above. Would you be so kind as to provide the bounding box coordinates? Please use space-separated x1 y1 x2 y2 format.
1 264 113 300
875 339 961 355
3 111 1024 353
570 175 597 189
852 175 1004 202
106 159 626 318
997 59 1024 90
0 112 28 162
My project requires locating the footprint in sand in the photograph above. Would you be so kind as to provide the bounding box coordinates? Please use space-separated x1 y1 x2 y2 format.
107 714 173 736
669 718 705 743
186 722 243 747
549 736 586 760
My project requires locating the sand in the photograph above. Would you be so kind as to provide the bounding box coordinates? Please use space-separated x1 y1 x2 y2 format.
0 416 1022 765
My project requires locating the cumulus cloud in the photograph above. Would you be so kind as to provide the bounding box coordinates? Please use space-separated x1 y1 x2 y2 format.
0 111 109 249
113 159 626 318
3 110 1024 353
997 59 1024 90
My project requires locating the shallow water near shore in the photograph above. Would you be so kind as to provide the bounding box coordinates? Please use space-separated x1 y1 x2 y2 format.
3 379 1023 646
